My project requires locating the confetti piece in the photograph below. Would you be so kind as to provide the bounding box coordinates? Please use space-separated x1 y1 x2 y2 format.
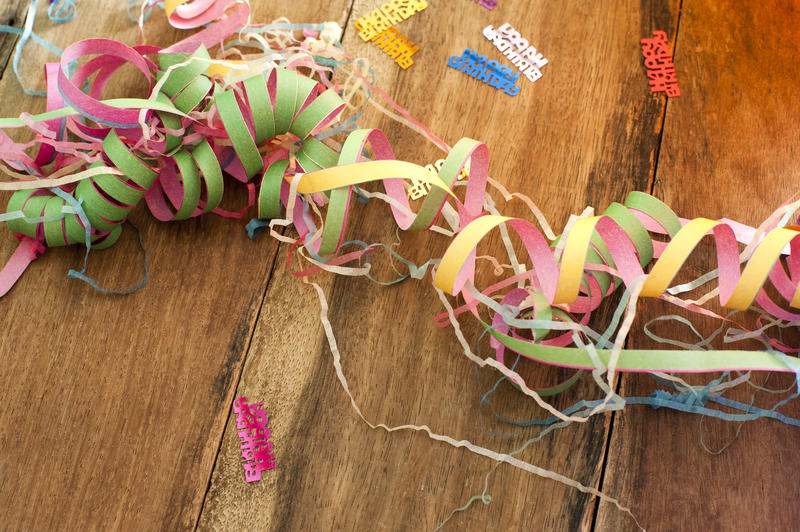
472 0 497 10
234 397 275 482
369 27 418 69
483 23 548 83
353 0 427 42
408 158 468 200
641 30 680 97
446 48 521 95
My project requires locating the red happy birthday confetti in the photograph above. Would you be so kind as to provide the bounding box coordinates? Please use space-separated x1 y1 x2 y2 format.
233 397 275 482
641 30 680 97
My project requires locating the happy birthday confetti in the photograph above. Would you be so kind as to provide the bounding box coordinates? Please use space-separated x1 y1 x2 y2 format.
641 30 680 97
234 397 275 482
446 48 521 95
369 27 419 69
483 22 548 83
353 0 427 42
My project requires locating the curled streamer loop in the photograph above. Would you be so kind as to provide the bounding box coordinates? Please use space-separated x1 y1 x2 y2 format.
427 194 800 372
9 7 792 528
2 7 800 381
4 38 347 248
165 0 233 29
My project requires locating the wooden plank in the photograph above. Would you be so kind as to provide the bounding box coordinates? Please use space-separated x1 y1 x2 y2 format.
198 1 676 529
0 0 33 77
0 1 348 529
596 1 800 530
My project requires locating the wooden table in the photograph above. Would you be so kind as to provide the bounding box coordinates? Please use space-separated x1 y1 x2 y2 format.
1 1 798 530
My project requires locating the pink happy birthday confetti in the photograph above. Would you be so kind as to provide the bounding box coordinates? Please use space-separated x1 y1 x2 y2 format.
233 397 275 482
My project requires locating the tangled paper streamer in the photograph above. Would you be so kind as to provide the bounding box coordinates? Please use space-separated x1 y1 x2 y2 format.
2 1 799 526
2 0 800 378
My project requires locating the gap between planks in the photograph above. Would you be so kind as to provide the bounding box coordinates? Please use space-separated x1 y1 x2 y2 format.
190 1 359 529
0 2 676 527
589 0 685 529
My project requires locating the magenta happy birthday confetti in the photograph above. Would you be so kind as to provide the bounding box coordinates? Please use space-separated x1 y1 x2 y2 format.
472 0 497 10
233 397 275 483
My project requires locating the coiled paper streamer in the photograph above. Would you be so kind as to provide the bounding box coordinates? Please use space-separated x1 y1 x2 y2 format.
1 26 800 375
1 4 798 528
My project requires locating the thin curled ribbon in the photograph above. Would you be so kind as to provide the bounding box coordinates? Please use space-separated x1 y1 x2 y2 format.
2 20 800 379
2 39 346 249
164 0 235 30
298 157 800 375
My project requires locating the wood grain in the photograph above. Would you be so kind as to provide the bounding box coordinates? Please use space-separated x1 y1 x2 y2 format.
0 0 32 77
596 1 800 530
0 1 348 530
199 1 676 529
